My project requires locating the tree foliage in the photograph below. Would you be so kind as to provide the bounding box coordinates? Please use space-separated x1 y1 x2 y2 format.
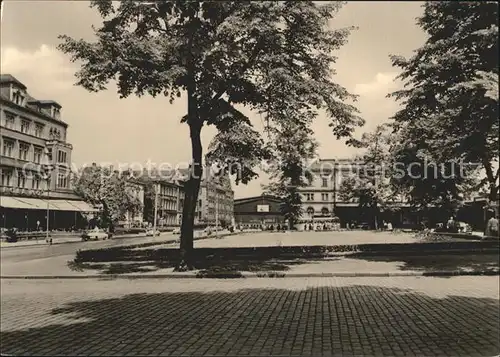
59 1 363 259
263 115 319 229
389 1 499 203
73 165 143 228
339 124 402 228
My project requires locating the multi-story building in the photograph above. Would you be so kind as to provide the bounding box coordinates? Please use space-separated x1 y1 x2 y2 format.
0 74 97 230
135 164 234 228
133 168 194 228
298 158 410 227
199 167 234 227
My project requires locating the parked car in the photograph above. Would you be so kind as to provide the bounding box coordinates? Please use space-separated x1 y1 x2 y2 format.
435 221 472 234
146 229 160 237
172 228 181 234
355 222 370 230
456 221 473 234
81 229 110 241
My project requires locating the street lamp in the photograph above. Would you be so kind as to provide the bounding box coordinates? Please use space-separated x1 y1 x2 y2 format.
42 147 53 243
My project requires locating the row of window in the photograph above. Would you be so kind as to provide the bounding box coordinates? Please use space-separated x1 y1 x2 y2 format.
1 170 69 189
2 111 65 140
1 170 43 190
303 193 338 201
2 137 68 164
159 185 178 197
11 90 61 120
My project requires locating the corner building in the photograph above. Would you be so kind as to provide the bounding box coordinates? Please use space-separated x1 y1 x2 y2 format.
0 74 96 230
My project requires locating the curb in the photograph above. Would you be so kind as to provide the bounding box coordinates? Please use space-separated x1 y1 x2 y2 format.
1 270 498 280
0 234 150 249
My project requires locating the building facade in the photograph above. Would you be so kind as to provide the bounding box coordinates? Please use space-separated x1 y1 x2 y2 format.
198 168 234 227
233 195 285 227
0 74 96 230
298 158 410 227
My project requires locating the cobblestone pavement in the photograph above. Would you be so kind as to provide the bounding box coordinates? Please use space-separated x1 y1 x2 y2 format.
1 276 499 356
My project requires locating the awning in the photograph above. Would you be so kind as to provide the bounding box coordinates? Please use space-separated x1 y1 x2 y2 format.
65 200 98 212
0 197 98 212
9 197 47 209
0 196 40 209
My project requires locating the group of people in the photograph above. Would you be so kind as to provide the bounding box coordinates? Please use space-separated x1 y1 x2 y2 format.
303 223 341 231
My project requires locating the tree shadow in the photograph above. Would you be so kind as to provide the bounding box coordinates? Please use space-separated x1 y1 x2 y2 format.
68 246 339 276
350 253 500 276
1 285 499 356
68 256 320 276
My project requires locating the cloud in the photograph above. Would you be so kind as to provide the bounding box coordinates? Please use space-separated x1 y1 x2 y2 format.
353 72 399 95
0 44 75 93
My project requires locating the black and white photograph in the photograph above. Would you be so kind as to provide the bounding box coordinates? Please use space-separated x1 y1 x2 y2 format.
0 1 499 356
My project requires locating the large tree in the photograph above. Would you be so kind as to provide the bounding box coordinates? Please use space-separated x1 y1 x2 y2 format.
389 1 499 207
59 1 362 267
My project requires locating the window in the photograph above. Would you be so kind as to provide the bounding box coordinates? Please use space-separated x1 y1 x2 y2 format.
321 193 329 201
2 139 14 157
32 175 41 189
304 193 314 201
57 173 68 188
57 150 67 163
53 108 61 119
12 91 25 106
20 120 30 134
19 142 30 161
4 112 15 129
1 170 13 186
322 177 328 187
34 123 44 137
34 147 43 164
17 171 26 188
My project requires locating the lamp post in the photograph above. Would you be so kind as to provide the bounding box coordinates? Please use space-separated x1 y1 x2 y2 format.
43 147 53 243
153 182 159 234
215 186 219 238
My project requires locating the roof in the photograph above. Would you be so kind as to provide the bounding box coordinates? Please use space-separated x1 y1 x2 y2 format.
27 99 62 108
0 74 27 89
0 93 69 128
234 194 283 205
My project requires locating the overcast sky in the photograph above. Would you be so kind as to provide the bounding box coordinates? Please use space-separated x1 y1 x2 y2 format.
0 1 427 198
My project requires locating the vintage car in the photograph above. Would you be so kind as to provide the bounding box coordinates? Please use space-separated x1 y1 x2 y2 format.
145 229 161 237
81 228 111 241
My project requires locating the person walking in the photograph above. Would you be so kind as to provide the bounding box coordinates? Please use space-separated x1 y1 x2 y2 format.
485 211 499 237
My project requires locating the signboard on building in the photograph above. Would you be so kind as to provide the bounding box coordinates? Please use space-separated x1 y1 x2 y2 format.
257 205 269 212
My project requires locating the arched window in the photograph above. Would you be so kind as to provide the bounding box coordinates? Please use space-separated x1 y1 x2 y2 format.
306 207 314 217
321 207 329 216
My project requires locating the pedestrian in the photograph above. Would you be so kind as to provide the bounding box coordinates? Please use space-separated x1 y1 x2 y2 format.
387 221 393 231
446 216 457 233
485 211 499 237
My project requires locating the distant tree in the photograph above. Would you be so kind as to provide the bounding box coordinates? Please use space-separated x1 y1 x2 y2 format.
73 165 143 230
59 1 362 268
389 1 499 206
262 116 319 230
339 124 400 229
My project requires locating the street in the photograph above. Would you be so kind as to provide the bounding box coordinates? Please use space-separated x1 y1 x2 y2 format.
0 232 176 264
1 276 499 356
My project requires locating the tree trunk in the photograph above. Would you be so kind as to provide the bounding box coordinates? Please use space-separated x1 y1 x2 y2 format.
177 120 203 271
482 156 498 203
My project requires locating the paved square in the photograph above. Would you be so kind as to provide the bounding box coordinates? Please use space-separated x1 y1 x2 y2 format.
1 276 499 356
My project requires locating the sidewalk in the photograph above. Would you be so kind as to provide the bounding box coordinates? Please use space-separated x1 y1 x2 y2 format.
2 252 498 279
2 276 498 356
